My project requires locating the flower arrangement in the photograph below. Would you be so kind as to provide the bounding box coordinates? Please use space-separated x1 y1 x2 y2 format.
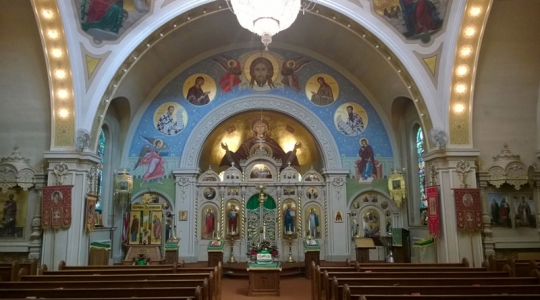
248 240 279 257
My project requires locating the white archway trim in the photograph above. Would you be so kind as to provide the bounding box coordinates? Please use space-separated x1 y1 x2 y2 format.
180 96 342 170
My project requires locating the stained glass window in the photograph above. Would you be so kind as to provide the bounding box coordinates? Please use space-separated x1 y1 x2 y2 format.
96 128 105 213
417 127 427 224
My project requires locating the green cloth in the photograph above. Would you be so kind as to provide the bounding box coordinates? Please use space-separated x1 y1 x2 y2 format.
413 237 435 248
303 239 320 250
90 242 110 250
247 262 281 270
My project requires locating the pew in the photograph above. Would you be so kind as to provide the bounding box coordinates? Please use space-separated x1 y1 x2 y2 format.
0 286 202 299
342 284 540 300
58 260 177 270
358 257 470 268
313 266 513 300
0 261 37 279
30 268 219 300
487 255 540 277
355 293 540 300
330 273 540 300
359 266 488 272
0 278 210 300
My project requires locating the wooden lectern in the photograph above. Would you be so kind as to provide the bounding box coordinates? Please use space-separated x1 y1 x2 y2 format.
303 239 320 279
207 240 224 268
354 237 375 263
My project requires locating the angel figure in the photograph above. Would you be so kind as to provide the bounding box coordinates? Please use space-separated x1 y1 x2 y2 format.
213 55 242 93
281 57 310 93
134 136 167 187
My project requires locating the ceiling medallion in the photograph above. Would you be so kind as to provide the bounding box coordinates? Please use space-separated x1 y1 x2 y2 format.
226 0 316 50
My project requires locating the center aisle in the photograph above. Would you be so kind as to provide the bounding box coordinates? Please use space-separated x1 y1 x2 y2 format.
221 277 311 300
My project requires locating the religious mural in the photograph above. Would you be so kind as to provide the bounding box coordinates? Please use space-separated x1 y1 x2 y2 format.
226 200 241 236
304 205 321 238
127 47 394 201
487 193 511 228
282 199 297 234
0 189 27 239
372 0 448 43
201 205 216 240
75 0 152 44
511 193 536 228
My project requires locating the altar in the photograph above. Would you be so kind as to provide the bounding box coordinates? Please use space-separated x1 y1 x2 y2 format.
247 262 281 296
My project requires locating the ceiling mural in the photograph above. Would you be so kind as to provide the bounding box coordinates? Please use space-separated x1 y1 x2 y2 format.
75 0 152 44
128 47 393 178
373 0 449 44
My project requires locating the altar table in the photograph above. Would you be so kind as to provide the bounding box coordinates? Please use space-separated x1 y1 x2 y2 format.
247 262 281 296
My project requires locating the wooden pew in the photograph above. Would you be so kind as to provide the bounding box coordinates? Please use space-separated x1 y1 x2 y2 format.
342 284 540 300
0 278 210 300
27 269 218 300
487 256 540 277
0 261 37 279
331 273 540 300
58 260 176 270
316 268 513 300
359 266 488 273
358 257 470 268
358 295 540 300
0 286 202 299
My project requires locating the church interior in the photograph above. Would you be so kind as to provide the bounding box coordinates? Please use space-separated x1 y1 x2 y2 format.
1 0 540 294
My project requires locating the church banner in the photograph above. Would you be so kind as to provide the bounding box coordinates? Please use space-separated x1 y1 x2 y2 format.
426 186 440 237
85 194 97 233
453 188 483 231
42 185 72 230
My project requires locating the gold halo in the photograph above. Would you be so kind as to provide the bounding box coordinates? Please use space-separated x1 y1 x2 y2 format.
182 73 217 103
243 52 280 84
358 137 369 146
305 74 339 105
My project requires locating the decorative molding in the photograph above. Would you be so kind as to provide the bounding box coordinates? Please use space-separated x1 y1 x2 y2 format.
481 144 529 190
0 147 37 192
455 160 471 188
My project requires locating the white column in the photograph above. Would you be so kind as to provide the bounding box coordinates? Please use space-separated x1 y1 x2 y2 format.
173 168 199 263
321 168 349 261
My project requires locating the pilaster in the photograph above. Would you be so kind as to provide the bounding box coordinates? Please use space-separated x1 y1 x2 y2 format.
42 150 101 269
423 148 484 266
321 168 349 261
173 168 200 263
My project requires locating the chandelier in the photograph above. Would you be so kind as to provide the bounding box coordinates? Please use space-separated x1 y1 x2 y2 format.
226 0 315 49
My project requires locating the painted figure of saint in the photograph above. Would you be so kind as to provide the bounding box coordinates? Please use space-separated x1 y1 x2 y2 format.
2 194 17 237
356 138 374 181
220 119 301 170
311 77 334 106
284 204 295 233
131 215 139 242
203 209 215 239
152 215 161 241
157 106 184 135
281 57 310 93
516 196 535 227
308 208 319 238
228 205 239 235
186 76 211 106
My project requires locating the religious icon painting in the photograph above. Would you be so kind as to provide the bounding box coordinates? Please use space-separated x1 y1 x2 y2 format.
352 200 360 210
487 193 511 228
305 74 339 106
283 187 295 196
153 102 187 136
306 187 319 200
362 209 380 238
280 56 311 93
202 205 217 240
249 164 273 180
282 199 297 235
334 102 368 136
179 210 188 221
305 205 321 238
226 200 241 237
203 188 216 200
182 73 217 106
334 210 344 223
129 211 142 245
239 51 281 92
150 211 163 245
0 189 28 239
511 193 536 228
381 201 389 210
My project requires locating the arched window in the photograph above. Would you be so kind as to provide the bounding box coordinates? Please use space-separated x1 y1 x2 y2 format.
96 128 105 216
416 127 427 225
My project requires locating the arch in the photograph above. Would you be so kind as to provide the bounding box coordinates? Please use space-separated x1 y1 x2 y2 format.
180 96 342 170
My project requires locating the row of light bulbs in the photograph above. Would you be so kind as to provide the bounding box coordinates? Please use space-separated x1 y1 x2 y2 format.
452 4 484 115
41 7 70 119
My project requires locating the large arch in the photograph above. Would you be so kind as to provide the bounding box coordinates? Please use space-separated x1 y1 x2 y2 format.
180 96 343 170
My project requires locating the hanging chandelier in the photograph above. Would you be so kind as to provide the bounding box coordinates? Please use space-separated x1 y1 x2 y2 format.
226 0 315 50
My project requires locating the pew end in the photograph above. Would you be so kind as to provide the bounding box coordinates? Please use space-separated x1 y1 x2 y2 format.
461 257 470 267
16 266 27 281
342 283 351 300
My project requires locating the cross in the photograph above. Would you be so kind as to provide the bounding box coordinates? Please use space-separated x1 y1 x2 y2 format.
257 136 264 149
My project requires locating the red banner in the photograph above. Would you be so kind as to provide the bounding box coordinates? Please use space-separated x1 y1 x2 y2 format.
454 188 483 231
426 186 440 237
85 194 97 233
42 185 72 230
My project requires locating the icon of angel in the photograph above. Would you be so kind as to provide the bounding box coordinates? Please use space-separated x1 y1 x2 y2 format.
213 55 242 93
134 136 168 187
281 57 310 93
